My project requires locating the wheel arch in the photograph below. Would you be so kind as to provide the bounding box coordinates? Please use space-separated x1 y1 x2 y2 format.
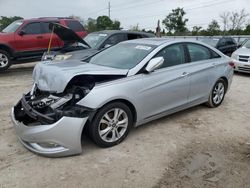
219 76 228 92
0 44 14 57
99 99 137 124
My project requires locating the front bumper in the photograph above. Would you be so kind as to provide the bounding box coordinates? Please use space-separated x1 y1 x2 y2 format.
234 60 250 73
11 104 89 157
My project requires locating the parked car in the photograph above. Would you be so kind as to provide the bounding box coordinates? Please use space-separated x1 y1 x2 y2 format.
231 39 250 73
200 37 237 56
42 23 155 61
12 39 234 157
0 17 87 71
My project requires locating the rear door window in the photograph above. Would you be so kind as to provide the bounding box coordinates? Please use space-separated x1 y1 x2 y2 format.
186 43 220 62
218 38 226 47
22 22 41 34
65 20 85 32
187 43 212 62
40 22 59 33
103 33 127 46
127 33 144 40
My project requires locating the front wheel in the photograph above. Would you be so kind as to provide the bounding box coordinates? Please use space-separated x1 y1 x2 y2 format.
89 102 133 147
206 79 227 108
0 50 12 72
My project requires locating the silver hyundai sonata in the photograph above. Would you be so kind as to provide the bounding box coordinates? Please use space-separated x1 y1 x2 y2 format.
11 38 234 157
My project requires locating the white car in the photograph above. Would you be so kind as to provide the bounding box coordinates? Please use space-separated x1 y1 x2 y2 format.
231 39 250 73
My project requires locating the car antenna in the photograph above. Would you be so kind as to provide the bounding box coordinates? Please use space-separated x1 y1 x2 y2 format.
47 25 55 54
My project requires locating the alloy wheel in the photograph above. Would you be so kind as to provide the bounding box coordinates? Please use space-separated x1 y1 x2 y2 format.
98 108 128 143
212 82 225 105
0 53 9 68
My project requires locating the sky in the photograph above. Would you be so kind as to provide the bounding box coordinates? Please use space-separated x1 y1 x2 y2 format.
0 0 249 31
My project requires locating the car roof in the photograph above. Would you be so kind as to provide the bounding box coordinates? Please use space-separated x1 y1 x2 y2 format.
122 38 224 48
22 17 77 22
91 30 155 37
123 38 176 46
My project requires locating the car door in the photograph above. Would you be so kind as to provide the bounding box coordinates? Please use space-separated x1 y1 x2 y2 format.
15 22 44 53
139 43 190 119
99 33 127 49
40 22 63 50
226 38 237 55
185 43 220 104
216 38 226 53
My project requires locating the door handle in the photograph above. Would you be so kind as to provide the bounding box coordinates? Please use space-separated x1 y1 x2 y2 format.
181 72 189 77
212 63 217 67
36 36 43 39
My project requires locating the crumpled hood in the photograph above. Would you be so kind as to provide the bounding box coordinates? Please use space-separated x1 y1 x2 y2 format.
234 47 250 56
33 60 128 93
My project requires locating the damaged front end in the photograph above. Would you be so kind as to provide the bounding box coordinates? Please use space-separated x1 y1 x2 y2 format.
14 85 93 125
11 73 126 157
11 79 97 157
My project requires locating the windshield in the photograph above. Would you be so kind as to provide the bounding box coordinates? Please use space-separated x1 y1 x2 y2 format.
84 33 108 48
200 38 218 47
89 43 156 69
242 39 250 49
2 20 23 33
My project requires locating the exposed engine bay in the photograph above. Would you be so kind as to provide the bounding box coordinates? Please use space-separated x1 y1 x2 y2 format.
14 75 125 125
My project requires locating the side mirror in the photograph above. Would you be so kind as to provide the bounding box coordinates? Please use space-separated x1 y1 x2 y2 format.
145 57 164 73
18 30 26 36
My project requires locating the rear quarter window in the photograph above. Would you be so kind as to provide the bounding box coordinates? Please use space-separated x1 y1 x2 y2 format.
65 20 85 32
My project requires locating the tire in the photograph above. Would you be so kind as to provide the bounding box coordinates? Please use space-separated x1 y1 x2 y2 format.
0 50 12 72
206 78 227 108
89 102 133 148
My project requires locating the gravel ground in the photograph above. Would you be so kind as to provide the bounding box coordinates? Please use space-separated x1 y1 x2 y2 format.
0 63 250 188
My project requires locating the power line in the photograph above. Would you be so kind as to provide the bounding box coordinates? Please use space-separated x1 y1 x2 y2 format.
116 0 236 20
111 0 165 12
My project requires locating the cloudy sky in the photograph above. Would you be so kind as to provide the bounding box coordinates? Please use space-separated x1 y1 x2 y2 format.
0 0 249 30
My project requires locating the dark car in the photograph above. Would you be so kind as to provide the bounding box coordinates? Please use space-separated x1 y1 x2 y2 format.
200 37 237 56
0 17 87 71
42 24 155 61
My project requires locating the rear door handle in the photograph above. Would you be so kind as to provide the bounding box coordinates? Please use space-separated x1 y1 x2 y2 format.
36 36 43 39
181 72 189 77
212 63 217 67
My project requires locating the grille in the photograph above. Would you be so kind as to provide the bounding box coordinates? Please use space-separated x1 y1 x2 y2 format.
239 55 250 62
238 67 250 72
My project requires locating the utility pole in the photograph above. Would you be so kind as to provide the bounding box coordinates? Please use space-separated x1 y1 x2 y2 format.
108 2 111 18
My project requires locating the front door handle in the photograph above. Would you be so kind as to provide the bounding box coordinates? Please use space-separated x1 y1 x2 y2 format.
212 63 217 67
36 36 43 39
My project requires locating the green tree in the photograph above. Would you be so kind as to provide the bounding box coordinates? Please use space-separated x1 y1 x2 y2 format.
86 16 121 32
162 8 188 35
112 20 121 30
130 24 140 31
86 18 97 32
245 24 250 34
191 26 202 36
207 20 221 36
0 16 23 31
96 16 113 30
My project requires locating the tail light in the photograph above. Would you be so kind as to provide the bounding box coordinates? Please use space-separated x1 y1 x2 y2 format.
228 61 235 68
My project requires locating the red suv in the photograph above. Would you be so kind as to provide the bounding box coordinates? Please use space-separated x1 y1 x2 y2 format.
0 17 87 71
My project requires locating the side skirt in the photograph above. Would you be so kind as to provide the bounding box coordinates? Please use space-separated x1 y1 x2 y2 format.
135 98 208 127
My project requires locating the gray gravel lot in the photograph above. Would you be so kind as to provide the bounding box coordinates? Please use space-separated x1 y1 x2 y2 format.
0 63 250 188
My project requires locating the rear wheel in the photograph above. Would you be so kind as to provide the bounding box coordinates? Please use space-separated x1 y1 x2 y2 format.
0 50 12 72
89 102 133 147
206 79 226 108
